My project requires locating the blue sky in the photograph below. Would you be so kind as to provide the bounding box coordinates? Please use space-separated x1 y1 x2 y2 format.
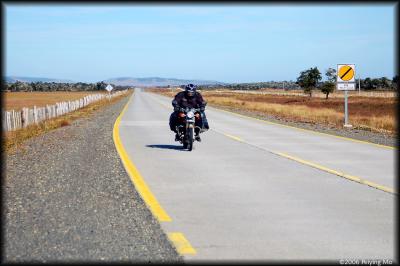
4 3 397 83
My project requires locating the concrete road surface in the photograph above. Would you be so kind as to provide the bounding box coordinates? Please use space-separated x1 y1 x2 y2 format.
117 89 395 262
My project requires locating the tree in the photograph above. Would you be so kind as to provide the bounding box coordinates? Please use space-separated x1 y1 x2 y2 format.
96 81 107 91
392 75 399 90
321 82 335 99
363 77 373 90
379 77 390 89
2 81 11 91
296 67 322 97
371 78 380 90
325 67 336 83
320 68 336 99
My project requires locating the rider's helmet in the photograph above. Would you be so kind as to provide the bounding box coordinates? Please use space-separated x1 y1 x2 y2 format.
185 83 197 97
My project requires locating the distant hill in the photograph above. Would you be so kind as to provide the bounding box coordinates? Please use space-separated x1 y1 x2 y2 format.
5 76 75 83
103 77 226 87
4 76 226 87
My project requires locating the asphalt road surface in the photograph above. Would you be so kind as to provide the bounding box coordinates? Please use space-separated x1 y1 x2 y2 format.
118 89 395 262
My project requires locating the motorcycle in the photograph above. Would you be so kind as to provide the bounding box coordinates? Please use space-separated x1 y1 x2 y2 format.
175 107 202 151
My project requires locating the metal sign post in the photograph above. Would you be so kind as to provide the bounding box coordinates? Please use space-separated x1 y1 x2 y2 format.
105 84 114 101
344 90 349 125
336 64 356 128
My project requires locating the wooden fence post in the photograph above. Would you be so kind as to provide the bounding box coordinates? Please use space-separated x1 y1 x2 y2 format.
2 111 6 131
22 108 26 128
2 112 4 131
6 112 10 131
16 111 21 129
11 110 14 131
33 106 37 124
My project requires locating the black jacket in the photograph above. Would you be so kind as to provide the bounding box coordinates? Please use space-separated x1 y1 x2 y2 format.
172 91 207 110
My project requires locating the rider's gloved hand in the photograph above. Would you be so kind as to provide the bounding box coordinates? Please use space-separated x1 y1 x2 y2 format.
174 106 180 112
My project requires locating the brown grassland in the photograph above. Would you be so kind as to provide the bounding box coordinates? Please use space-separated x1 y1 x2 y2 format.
3 90 132 153
147 88 396 135
3 91 109 111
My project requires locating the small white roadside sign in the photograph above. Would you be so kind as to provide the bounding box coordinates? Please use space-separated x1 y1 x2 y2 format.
337 82 356 91
105 84 113 92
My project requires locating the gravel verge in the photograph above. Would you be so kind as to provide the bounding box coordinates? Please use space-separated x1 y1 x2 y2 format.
209 104 397 147
2 95 183 263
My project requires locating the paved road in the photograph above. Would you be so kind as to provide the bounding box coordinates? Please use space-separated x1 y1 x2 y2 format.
118 89 395 262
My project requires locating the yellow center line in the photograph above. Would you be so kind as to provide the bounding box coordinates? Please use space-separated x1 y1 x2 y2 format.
223 133 244 142
208 106 395 150
275 152 395 194
168 232 197 255
213 130 395 195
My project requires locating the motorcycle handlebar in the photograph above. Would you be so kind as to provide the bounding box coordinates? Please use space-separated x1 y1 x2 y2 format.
179 107 201 113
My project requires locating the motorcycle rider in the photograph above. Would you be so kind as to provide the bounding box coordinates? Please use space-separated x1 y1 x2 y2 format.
169 84 209 142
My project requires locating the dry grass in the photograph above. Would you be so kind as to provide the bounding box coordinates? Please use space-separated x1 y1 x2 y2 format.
3 91 108 111
147 88 396 135
3 90 133 154
251 88 397 98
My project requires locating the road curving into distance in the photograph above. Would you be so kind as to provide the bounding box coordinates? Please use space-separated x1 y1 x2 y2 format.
116 88 395 262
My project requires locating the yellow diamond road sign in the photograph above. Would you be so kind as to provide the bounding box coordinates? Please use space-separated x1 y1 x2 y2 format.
337 64 355 82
